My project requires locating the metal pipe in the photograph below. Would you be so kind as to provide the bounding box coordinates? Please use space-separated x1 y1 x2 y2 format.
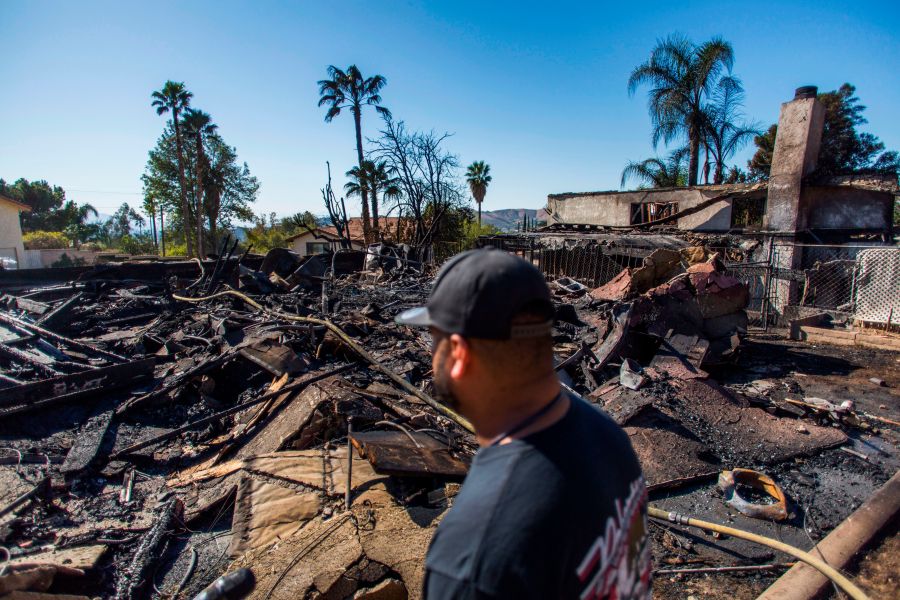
345 417 353 510
648 506 872 600
757 469 900 600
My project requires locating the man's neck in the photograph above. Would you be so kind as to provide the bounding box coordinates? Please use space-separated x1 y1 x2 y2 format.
466 375 567 447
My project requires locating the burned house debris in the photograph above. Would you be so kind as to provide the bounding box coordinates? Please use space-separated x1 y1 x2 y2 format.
490 86 899 331
0 232 897 600
0 88 897 600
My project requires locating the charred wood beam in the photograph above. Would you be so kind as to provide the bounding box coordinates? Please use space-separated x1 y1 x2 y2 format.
0 476 50 519
0 372 24 386
114 497 183 600
36 292 84 327
0 358 156 417
0 312 127 363
13 296 51 315
115 353 232 414
99 312 158 327
172 289 474 432
0 342 61 377
110 362 356 458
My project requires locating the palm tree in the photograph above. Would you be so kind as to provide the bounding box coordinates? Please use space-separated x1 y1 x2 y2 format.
703 77 760 184
152 81 194 256
621 148 689 189
182 108 217 257
628 34 734 186
368 160 402 238
345 160 401 240
318 65 390 244
465 161 492 228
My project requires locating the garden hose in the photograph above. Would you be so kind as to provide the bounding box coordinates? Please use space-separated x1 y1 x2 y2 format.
647 506 870 600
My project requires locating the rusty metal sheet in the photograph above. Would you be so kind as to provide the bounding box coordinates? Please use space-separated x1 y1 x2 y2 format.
672 379 848 465
350 431 468 478
650 333 709 379
238 338 307 376
622 405 720 491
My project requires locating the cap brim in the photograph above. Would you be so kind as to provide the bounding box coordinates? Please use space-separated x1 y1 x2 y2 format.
395 306 433 328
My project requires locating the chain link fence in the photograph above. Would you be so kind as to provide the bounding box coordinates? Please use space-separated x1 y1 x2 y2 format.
726 243 900 328
451 236 900 329
477 237 646 288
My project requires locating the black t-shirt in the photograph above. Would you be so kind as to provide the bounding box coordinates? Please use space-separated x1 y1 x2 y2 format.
423 394 651 600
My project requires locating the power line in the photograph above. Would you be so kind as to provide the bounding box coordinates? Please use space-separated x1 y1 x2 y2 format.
66 188 142 195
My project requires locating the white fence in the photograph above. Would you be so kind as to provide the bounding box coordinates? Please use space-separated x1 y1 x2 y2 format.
19 249 101 269
854 248 900 326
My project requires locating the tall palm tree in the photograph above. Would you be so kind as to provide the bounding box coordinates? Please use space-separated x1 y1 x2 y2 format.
621 147 689 189
182 108 217 257
465 161 492 228
703 77 760 184
152 81 194 256
345 160 401 240
628 34 734 186
318 65 390 244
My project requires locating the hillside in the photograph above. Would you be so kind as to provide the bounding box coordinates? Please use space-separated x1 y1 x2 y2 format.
480 208 549 231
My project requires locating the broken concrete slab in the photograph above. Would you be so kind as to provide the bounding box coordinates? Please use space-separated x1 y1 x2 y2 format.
357 504 443 600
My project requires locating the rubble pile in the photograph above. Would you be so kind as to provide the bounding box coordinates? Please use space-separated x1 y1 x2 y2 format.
0 246 896 599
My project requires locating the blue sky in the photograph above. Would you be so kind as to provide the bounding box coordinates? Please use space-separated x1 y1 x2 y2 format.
1 0 898 221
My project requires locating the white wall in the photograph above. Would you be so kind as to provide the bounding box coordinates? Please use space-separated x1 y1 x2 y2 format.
20 249 101 269
0 202 26 268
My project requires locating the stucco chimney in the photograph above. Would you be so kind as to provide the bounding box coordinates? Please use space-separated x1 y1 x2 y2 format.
764 86 825 232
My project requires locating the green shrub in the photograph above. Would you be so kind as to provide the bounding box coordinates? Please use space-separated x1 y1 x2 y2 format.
23 231 70 250
165 243 188 257
118 234 158 255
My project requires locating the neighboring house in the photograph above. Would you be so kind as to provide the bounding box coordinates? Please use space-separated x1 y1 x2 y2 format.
333 217 406 244
546 86 898 240
0 194 31 269
285 226 363 257
284 217 407 256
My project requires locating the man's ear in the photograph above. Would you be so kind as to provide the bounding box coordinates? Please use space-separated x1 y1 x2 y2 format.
448 334 470 380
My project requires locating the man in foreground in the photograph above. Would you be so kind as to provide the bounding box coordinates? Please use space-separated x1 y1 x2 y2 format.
396 248 651 599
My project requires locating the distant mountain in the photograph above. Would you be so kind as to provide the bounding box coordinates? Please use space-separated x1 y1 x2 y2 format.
480 208 549 232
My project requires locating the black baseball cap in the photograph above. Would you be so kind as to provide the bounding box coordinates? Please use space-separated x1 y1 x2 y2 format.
395 248 554 339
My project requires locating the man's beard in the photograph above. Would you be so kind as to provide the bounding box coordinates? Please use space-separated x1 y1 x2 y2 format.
432 363 461 412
